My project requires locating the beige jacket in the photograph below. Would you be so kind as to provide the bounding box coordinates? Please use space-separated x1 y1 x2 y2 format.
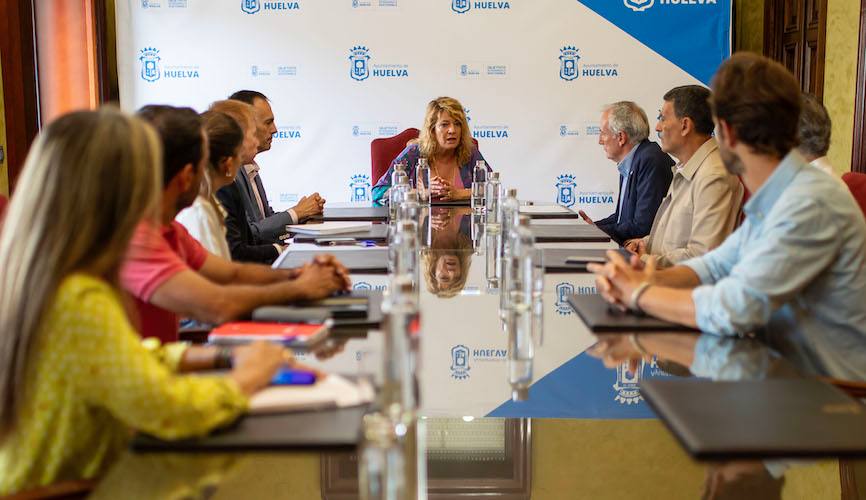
642 138 744 267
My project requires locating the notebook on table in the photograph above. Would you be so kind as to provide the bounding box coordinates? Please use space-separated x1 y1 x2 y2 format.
566 293 699 333
132 405 369 451
309 206 388 222
275 248 389 274
291 224 389 243
641 378 866 459
531 224 611 243
207 321 332 347
286 221 373 236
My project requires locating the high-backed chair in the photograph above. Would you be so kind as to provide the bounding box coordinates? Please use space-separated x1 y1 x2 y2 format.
842 172 866 218
370 128 419 186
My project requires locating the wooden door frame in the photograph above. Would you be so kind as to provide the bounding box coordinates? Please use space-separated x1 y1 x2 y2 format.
762 0 829 99
0 0 40 193
852 0 866 173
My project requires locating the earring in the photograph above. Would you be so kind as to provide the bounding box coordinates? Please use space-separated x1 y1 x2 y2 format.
225 169 232 178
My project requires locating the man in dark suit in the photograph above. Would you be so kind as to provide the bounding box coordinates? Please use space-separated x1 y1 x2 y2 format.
579 101 673 244
226 90 324 244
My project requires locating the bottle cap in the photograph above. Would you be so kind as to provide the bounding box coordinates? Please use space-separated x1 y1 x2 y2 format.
490 172 500 180
507 188 517 197
396 173 409 184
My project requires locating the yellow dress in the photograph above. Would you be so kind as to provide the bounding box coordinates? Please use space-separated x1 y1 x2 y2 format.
0 274 247 494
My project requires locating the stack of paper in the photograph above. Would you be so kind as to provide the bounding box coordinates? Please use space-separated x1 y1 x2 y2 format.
248 375 374 414
287 221 373 235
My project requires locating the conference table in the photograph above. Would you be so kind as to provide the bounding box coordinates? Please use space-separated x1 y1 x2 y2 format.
90 204 852 499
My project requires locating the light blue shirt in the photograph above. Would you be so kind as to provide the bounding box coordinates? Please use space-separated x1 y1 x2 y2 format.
616 145 639 223
682 150 866 380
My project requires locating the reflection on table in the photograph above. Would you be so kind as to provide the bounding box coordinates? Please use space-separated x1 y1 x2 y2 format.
94 205 852 499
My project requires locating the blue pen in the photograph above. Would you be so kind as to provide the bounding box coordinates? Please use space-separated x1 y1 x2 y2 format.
357 240 377 247
271 369 317 385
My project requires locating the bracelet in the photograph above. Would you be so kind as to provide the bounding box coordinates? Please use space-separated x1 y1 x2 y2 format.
214 346 234 370
629 281 652 313
629 333 650 357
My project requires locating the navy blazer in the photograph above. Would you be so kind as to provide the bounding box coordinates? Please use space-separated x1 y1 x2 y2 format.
216 181 280 264
232 166 293 244
596 140 674 245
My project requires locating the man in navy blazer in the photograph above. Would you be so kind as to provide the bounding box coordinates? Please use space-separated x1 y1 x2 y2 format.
225 90 324 244
580 101 673 245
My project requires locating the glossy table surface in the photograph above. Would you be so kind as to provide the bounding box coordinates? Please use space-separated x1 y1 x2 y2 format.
93 205 848 499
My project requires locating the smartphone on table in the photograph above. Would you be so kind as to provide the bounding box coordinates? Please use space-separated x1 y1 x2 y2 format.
271 368 317 385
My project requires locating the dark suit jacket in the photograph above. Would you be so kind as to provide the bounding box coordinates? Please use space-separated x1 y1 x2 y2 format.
234 166 293 244
596 140 674 245
216 181 280 264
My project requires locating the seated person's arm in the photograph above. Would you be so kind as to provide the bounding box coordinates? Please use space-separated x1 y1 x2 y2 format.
198 253 298 285
654 175 743 266
76 290 249 440
148 262 345 325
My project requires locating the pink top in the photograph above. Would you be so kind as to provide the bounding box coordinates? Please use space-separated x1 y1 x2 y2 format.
452 170 465 190
121 221 209 343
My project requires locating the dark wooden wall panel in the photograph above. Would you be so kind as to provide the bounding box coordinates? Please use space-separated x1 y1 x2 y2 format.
0 0 40 192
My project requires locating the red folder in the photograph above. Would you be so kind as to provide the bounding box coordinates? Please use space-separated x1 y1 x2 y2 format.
208 320 331 347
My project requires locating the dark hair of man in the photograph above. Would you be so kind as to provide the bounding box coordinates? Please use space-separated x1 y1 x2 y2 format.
200 111 243 168
663 85 715 136
708 53 801 158
798 93 832 158
136 105 203 187
228 90 269 105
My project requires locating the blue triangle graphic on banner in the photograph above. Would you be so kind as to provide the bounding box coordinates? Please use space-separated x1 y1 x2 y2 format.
487 352 662 419
576 0 731 85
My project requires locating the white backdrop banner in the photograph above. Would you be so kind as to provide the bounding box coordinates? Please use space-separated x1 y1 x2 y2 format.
116 0 731 220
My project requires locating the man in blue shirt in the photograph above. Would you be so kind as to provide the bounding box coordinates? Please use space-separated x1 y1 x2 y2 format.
589 53 866 381
579 101 673 244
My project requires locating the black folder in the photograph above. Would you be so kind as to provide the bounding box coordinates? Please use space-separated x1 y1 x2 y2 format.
291 224 389 243
641 378 866 459
531 224 611 243
310 206 388 222
132 405 367 452
566 293 699 333
276 248 389 274
254 291 384 337
541 248 610 273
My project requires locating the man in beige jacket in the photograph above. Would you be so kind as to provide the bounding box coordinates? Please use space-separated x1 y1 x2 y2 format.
624 85 743 267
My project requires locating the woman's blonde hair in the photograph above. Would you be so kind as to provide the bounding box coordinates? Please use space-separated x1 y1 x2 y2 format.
0 108 162 439
422 232 474 298
412 97 474 167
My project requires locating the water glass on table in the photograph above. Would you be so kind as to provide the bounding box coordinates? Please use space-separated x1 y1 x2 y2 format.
415 160 430 204
471 181 486 212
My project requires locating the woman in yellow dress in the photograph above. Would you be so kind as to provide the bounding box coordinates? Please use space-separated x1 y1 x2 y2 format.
0 108 289 494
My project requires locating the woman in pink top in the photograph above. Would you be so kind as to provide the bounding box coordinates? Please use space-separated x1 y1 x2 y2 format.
372 97 491 204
